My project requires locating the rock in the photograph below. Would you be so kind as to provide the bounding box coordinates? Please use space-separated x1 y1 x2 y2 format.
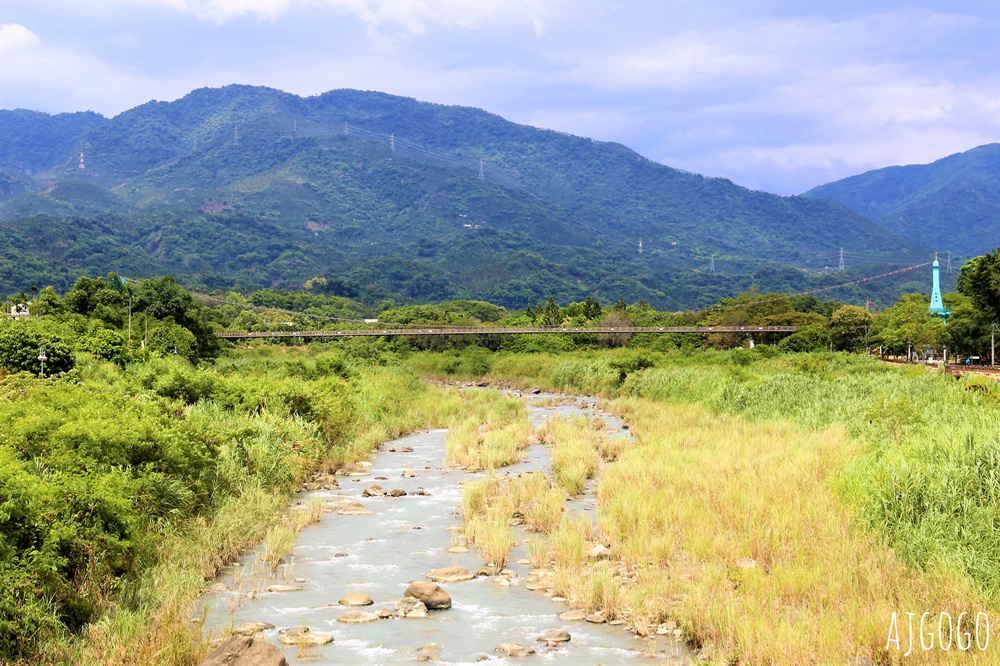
446 546 468 554
336 463 370 476
313 474 338 486
528 387 542 394
339 591 373 606
558 609 587 621
399 446 414 452
265 584 302 593
735 557 757 570
338 610 380 624
210 583 229 593
336 501 373 516
362 484 386 497
388 488 407 497
492 576 510 587
376 607 394 619
495 643 536 657
402 469 419 478
335 552 349 558
396 597 429 618
293 578 305 583
427 567 475 583
277 627 334 646
375 475 388 480
516 559 531 566
585 611 607 623
413 489 431 496
537 629 571 643
232 621 276 636
587 544 611 560
199 635 288 666
403 581 452 610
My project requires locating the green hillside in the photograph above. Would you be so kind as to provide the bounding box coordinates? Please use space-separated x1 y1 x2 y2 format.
0 85 932 308
804 143 1000 256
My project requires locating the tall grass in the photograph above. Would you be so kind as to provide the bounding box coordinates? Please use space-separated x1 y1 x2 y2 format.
538 415 599 495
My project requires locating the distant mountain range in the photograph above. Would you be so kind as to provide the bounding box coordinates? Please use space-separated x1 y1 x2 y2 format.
804 143 1000 257
0 85 960 309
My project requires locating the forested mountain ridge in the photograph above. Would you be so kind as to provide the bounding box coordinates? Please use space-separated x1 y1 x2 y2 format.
0 85 929 308
803 143 1000 256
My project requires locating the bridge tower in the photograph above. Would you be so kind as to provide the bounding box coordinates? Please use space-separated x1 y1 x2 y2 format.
929 253 950 323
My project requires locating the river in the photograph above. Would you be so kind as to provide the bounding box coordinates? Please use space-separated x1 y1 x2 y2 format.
199 389 693 664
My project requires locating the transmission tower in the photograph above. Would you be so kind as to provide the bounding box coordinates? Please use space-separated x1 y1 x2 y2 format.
390 133 395 153
838 247 845 272
710 255 715 273
193 133 198 150
78 150 85 170
343 122 349 135
234 125 239 145
946 251 952 275
292 118 297 139
638 238 643 254
478 158 485 181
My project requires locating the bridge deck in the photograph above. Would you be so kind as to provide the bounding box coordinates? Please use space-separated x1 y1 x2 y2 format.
216 325 798 339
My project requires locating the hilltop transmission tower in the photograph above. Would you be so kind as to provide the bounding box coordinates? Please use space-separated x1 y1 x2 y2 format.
234 125 239 145
946 251 953 275
638 238 643 254
710 255 716 273
838 247 845 272
343 122 349 135
78 150 85 170
292 118 297 139
478 159 485 181
390 133 395 153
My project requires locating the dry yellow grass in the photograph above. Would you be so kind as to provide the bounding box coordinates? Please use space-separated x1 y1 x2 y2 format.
585 397 988 665
538 415 600 495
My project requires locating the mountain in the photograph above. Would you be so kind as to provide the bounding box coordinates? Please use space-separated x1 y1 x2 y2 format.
0 109 106 174
0 85 930 309
803 143 1000 258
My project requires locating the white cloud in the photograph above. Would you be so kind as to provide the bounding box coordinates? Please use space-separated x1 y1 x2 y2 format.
0 23 40 54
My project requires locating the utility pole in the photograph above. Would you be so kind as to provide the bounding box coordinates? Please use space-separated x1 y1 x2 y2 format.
838 247 845 272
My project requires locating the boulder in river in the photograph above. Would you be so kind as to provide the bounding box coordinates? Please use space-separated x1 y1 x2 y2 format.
265 584 302 593
396 597 429 618
558 609 587 621
495 643 536 657
401 469 419 478
362 484 386 497
199 635 287 666
389 488 407 497
232 621 276 636
537 629 571 643
278 627 334 645
339 591 373 606
403 581 452 610
337 610 380 624
426 567 475 583
336 501 373 516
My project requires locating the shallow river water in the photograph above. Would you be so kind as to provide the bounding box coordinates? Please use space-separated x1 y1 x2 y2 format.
200 391 693 664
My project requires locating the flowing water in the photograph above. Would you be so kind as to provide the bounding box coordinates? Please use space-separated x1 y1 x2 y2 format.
200 391 693 664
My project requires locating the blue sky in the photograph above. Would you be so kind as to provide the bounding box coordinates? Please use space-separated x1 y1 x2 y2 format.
2 0 998 194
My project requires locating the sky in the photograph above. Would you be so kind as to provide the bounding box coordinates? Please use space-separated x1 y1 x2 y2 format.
2 1 999 195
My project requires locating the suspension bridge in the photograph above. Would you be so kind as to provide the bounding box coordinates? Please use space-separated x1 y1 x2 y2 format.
215 324 798 340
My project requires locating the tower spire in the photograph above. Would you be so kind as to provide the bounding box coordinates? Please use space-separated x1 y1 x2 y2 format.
929 254 950 322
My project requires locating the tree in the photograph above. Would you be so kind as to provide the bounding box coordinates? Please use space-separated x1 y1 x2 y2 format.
830 305 874 352
0 324 74 375
869 294 943 356
583 295 601 320
614 296 627 313
958 250 1000 322
542 296 561 326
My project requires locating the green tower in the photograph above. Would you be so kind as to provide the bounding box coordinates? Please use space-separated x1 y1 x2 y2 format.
929 254 950 322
